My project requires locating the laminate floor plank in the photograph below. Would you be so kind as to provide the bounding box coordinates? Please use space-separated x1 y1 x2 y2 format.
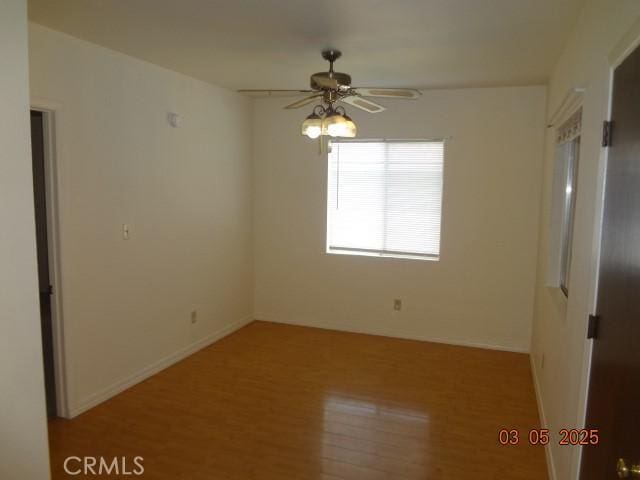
48 321 547 479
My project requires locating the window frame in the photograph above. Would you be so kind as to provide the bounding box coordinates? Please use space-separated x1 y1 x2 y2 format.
559 136 580 296
546 108 582 297
325 138 446 262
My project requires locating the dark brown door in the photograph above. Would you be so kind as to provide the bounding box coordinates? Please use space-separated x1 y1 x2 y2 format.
30 110 57 417
580 46 640 478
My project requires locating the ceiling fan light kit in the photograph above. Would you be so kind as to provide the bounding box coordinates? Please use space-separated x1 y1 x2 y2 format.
324 106 356 138
239 49 421 140
301 104 357 139
301 107 324 139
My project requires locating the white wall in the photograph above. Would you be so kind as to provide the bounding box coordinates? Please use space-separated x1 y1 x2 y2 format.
530 2 640 479
0 1 51 479
254 87 545 352
28 24 254 416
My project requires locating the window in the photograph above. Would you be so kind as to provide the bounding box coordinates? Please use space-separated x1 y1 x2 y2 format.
559 137 579 294
547 109 581 296
326 139 444 260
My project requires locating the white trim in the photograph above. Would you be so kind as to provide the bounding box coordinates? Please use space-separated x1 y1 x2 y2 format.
68 316 254 418
257 317 529 353
547 87 585 127
570 73 609 480
30 100 71 418
31 97 63 112
530 354 557 480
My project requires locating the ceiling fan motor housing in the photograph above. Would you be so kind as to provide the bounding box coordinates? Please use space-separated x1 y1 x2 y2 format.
310 71 352 90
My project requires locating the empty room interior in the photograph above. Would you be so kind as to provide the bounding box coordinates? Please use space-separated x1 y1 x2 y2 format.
2 0 640 479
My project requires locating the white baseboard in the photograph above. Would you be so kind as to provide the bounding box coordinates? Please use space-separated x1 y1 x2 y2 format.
256 317 529 354
530 353 557 480
67 315 253 418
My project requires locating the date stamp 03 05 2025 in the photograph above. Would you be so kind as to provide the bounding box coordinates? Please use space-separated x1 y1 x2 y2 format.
498 428 600 446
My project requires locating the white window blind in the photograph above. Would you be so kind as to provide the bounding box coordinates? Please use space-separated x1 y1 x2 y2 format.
327 140 444 260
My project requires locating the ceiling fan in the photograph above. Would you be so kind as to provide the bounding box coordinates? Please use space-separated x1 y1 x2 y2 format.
239 49 422 139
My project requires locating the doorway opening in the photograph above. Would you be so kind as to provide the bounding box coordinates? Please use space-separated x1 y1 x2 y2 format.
29 108 66 418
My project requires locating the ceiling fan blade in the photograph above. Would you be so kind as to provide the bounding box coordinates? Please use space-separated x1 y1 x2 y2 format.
237 89 313 98
283 94 323 109
311 74 339 90
353 88 422 99
340 95 386 113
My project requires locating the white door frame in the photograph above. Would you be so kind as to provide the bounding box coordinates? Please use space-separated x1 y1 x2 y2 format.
30 97 70 418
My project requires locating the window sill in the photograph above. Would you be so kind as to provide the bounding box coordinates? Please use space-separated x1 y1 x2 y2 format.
326 248 439 262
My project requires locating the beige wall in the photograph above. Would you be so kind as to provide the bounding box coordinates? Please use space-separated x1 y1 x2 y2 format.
530 2 640 479
254 86 545 352
28 24 254 416
0 1 51 478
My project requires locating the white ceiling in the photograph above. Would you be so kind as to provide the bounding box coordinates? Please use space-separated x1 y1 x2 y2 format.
28 0 584 92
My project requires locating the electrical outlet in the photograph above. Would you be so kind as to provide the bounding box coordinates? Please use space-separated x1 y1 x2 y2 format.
190 310 197 324
393 299 402 311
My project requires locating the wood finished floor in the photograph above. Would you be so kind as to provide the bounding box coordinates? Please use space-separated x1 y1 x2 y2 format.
48 321 547 479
